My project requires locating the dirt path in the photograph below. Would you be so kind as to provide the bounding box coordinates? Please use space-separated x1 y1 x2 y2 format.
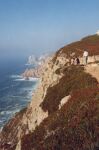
85 63 99 82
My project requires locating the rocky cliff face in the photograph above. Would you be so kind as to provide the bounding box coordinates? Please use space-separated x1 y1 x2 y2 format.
21 56 52 79
0 53 64 149
21 67 42 78
0 34 99 150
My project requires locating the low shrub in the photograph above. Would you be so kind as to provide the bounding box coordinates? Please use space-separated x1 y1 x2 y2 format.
21 87 99 150
41 66 98 114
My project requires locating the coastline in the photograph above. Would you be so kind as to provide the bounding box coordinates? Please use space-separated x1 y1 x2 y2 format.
0 72 39 129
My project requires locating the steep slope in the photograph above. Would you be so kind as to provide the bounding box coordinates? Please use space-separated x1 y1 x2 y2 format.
21 87 99 150
0 34 99 150
20 65 99 150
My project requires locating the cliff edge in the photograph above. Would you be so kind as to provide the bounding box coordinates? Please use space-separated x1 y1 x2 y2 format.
0 34 99 150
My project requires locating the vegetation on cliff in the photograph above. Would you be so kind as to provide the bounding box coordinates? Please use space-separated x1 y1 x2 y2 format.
0 34 99 150
41 66 98 114
21 65 99 150
20 35 99 150
52 34 99 63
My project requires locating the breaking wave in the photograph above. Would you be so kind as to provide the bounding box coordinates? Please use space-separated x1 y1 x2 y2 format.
11 74 39 82
0 73 39 128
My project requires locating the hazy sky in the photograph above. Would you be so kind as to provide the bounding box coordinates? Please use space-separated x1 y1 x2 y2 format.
0 0 99 59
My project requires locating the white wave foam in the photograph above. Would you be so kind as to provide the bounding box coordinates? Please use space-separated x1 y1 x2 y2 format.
0 109 20 116
10 74 39 82
14 77 39 82
28 77 39 81
14 78 26 81
10 75 22 78
0 111 12 115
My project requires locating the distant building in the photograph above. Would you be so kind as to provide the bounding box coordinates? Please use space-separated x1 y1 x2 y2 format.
96 30 99 35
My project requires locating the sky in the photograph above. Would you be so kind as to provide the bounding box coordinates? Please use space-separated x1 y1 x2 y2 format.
0 0 99 60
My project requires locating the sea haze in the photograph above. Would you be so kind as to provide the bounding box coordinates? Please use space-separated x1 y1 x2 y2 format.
0 56 38 128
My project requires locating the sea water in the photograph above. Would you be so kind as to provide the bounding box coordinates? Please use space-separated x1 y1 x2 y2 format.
0 57 38 128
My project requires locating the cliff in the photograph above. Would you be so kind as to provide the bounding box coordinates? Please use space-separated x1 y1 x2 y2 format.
0 34 99 150
21 67 42 78
21 56 52 79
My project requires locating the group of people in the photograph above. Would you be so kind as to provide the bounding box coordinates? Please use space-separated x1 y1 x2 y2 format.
71 57 80 65
71 50 89 66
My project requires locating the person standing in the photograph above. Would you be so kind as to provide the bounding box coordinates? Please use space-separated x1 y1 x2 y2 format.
71 58 75 65
83 50 89 65
76 57 80 65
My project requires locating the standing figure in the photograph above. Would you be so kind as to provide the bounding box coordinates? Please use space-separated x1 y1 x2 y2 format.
71 58 75 65
83 50 89 65
75 57 80 65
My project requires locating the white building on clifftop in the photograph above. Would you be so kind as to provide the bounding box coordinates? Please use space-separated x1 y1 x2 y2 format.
96 30 99 35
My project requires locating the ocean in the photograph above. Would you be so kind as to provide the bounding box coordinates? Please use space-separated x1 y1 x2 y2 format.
0 58 38 128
